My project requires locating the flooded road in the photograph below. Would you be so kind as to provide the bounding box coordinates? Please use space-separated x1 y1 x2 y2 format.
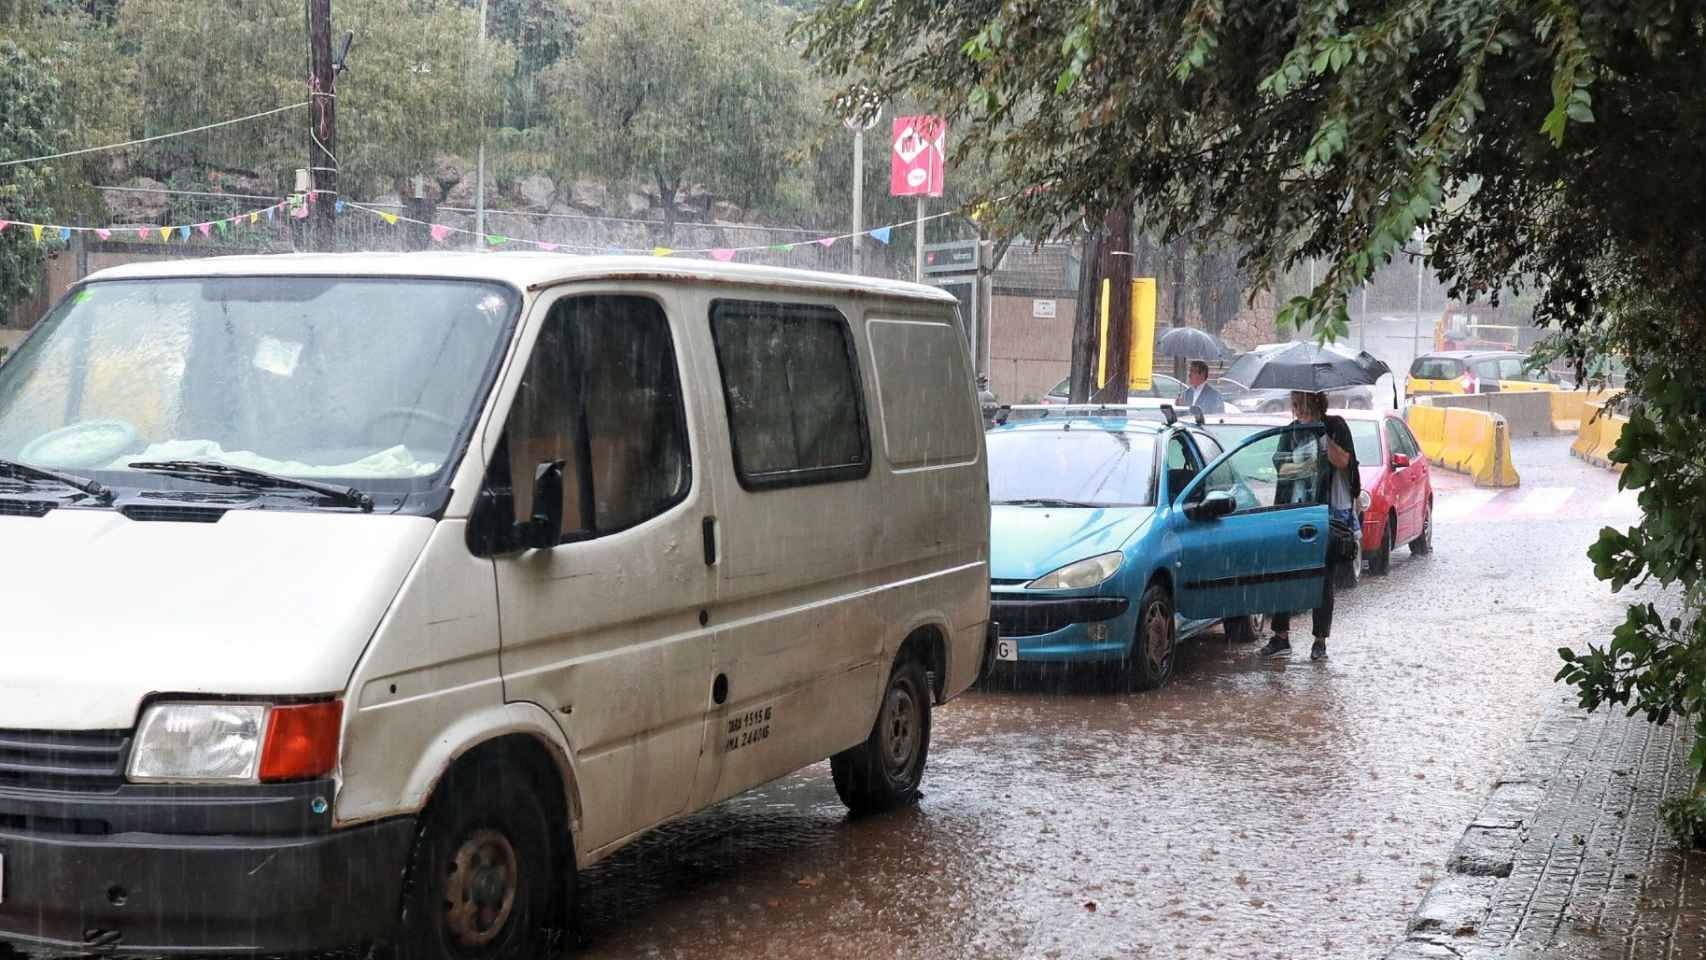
569 438 1639 959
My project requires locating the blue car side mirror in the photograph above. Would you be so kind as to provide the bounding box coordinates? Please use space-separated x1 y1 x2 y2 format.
1187 489 1237 521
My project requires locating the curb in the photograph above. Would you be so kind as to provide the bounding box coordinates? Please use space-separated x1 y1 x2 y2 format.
1386 690 1590 959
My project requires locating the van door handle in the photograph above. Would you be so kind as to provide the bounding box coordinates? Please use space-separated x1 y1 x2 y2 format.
1298 524 1318 541
702 516 717 566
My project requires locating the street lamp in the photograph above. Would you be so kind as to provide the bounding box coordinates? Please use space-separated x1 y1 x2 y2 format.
836 88 882 276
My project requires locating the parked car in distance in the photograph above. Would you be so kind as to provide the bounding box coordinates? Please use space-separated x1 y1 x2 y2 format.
1407 350 1562 397
1203 409 1433 578
1041 372 1184 404
986 410 1333 689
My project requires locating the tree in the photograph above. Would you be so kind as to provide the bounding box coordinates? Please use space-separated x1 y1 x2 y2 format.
544 0 814 243
0 38 69 320
799 3 1706 835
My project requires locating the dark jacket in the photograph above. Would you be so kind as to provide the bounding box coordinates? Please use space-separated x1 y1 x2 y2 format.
1175 381 1226 415
1274 416 1360 505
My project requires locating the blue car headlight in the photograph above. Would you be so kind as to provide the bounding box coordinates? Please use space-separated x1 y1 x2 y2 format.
1027 551 1124 590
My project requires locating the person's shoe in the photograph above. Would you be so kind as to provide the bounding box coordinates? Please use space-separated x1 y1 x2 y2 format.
1311 640 1329 661
1258 636 1292 658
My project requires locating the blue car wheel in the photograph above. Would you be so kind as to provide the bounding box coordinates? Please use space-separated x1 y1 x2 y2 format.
1126 583 1176 690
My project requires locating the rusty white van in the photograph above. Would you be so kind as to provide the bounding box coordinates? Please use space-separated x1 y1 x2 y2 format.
0 253 990 958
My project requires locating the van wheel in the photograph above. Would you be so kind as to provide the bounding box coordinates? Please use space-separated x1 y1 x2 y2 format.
1127 584 1176 690
396 761 562 960
831 656 932 815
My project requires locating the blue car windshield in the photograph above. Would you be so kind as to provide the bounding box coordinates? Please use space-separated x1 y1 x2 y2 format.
987 429 1156 507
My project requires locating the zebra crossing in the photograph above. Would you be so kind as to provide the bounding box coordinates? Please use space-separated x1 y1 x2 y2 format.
1433 484 1641 525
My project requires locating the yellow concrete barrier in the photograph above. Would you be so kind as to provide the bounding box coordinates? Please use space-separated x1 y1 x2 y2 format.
1551 390 1593 434
1570 401 1627 472
1406 405 1448 463
1407 404 1519 487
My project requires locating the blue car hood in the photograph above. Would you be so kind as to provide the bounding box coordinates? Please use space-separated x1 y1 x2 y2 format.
991 505 1154 582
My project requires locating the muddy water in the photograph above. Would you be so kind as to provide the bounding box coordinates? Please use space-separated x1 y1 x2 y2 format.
571 441 1634 959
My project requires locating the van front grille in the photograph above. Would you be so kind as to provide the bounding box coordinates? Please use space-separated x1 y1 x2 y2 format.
0 729 131 792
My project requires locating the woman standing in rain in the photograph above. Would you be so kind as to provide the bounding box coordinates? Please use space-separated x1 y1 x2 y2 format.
1259 390 1359 661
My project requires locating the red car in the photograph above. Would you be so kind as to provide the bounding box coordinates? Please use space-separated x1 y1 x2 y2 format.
1338 409 1434 573
1203 409 1434 579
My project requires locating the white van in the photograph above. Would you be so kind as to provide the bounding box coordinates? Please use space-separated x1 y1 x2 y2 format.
0 253 990 958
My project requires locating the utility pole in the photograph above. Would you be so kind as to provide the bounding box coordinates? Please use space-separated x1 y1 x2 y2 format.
1412 229 1427 368
851 128 864 275
1092 206 1134 404
307 0 336 252
473 0 487 251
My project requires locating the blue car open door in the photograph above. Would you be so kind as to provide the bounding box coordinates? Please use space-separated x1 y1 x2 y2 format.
1170 425 1331 621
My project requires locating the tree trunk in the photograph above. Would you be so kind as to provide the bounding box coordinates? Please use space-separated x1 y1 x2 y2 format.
1092 207 1134 403
1069 222 1105 403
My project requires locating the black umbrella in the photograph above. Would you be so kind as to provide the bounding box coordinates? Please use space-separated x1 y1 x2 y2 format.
1155 326 1222 359
1223 342 1391 392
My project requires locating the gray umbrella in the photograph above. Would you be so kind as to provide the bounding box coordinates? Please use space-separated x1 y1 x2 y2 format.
1155 326 1222 359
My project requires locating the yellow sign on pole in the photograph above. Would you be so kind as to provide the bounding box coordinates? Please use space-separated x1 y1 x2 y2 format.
1129 278 1156 391
1097 277 1159 391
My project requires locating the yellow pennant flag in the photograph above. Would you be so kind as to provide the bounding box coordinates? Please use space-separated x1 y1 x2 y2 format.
159 227 172 241
380 212 398 226
652 246 673 257
249 212 260 224
30 224 44 243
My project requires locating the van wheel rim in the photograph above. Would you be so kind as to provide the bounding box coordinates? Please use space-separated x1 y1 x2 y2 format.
444 829 519 948
880 679 920 777
1145 601 1171 672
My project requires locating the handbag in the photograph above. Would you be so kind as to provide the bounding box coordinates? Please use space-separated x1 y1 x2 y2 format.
1327 509 1361 562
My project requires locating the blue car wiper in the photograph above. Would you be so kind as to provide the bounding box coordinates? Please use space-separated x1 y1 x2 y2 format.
0 457 113 503
993 498 1100 508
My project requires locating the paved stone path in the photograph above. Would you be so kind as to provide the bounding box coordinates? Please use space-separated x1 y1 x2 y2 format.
1392 685 1706 959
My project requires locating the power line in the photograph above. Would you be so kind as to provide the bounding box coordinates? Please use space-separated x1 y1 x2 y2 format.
0 102 311 169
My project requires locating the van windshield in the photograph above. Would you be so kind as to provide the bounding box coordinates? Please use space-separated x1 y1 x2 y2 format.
0 277 518 497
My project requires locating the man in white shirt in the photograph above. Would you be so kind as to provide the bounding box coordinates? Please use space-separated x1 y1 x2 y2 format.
1175 359 1226 414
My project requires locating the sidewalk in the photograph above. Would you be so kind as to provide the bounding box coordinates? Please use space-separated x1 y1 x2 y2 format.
1390 686 1706 959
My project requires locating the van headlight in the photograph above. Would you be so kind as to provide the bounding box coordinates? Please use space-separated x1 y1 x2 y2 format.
128 700 343 783
1027 552 1124 590
128 703 266 783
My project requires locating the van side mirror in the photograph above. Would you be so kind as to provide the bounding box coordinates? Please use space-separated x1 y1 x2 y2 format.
1390 453 1410 470
518 460 566 550
1187 489 1236 521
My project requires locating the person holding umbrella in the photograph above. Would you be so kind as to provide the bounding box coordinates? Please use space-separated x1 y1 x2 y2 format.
1259 389 1361 661
1175 359 1226 414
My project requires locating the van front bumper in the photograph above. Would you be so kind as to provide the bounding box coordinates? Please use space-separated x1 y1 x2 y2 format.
0 783 415 956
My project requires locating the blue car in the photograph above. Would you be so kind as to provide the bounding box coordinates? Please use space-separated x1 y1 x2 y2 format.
986 411 1332 689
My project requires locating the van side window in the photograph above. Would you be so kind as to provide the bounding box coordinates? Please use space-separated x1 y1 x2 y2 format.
709 300 869 489
504 295 691 541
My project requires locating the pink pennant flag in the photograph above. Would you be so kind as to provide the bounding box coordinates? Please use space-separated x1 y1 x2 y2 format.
538 242 558 252
137 228 150 239
306 191 316 204
0 221 9 232
429 224 451 243
709 248 736 262
291 205 309 220
817 236 836 247
95 228 111 240
197 223 212 237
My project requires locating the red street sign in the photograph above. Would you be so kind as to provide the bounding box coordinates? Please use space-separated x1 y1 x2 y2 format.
890 115 945 197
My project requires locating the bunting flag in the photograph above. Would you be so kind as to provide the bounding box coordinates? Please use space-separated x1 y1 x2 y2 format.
652 246 673 257
429 224 451 243
0 221 9 232
817 236 836 247
487 235 507 245
58 227 71 241
250 212 260 224
709 248 735 262
266 207 275 221
197 223 212 238
869 226 892 244
379 212 398 225
767 243 792 253
159 227 171 241
335 200 346 214
178 226 191 240
95 228 110 240
538 242 558 252
31 225 44 243
291 205 309 220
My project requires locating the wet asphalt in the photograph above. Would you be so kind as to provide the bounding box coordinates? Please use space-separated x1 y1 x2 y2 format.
568 437 1642 959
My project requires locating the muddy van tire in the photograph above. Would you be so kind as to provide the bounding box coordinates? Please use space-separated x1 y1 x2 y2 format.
832 655 932 815
396 760 563 960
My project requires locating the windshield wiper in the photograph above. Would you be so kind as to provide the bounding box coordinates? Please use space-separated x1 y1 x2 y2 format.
0 457 113 503
127 460 373 512
993 498 1101 508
